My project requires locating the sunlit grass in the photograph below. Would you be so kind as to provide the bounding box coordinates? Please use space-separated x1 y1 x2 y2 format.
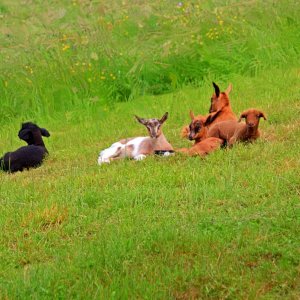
1 67 300 298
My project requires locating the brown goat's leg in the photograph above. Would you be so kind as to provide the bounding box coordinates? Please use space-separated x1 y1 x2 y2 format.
176 148 189 153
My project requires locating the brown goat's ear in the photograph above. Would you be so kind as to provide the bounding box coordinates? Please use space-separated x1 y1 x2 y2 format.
259 111 267 120
238 112 247 122
135 115 147 125
189 110 195 120
204 110 221 126
225 83 232 95
212 82 220 98
159 112 168 124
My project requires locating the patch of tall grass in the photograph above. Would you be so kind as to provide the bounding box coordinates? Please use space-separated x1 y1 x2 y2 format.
0 0 299 120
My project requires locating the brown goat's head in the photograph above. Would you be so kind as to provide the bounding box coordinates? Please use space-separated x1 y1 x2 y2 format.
209 82 232 113
135 112 168 138
188 110 220 141
238 109 267 128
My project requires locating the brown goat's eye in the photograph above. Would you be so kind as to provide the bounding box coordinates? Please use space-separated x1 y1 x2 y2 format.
194 122 201 131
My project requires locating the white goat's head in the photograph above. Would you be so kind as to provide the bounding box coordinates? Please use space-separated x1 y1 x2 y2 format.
135 112 168 138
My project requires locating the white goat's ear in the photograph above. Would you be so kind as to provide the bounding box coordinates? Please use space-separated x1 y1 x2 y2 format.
134 115 147 125
159 112 168 124
225 83 232 95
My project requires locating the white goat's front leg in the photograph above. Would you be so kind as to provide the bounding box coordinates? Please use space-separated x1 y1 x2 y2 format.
98 157 110 165
133 154 147 161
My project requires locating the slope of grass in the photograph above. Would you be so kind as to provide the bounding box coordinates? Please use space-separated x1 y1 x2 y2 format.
1 67 300 299
1 0 300 298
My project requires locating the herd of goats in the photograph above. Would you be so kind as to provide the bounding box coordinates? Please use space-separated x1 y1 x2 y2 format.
0 82 267 173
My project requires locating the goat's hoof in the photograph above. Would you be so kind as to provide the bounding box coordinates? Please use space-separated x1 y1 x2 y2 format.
134 154 147 161
98 157 110 165
163 151 174 157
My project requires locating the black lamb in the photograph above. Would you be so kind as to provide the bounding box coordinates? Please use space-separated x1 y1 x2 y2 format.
0 122 50 173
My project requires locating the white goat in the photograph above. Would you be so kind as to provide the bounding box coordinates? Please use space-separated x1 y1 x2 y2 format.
98 112 174 164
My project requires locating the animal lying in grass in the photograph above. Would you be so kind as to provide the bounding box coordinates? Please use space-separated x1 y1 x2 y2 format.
177 111 223 156
0 122 50 173
98 112 174 164
181 82 237 138
208 108 267 146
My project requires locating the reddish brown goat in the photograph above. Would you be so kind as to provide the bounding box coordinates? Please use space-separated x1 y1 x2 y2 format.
209 82 237 123
177 111 223 156
181 82 237 139
208 108 267 146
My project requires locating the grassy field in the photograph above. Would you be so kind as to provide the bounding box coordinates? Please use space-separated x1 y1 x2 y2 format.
1 0 300 299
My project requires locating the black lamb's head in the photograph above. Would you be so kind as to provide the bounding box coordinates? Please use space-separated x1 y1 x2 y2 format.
18 122 50 145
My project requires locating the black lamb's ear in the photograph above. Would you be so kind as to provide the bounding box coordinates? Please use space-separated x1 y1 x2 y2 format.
212 82 220 98
40 128 50 137
18 128 31 140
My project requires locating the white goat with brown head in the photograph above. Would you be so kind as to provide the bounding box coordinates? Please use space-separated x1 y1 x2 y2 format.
98 112 173 165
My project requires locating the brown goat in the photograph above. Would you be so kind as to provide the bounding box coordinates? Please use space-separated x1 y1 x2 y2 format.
177 111 223 156
209 82 237 123
229 108 267 145
208 108 267 146
177 137 223 156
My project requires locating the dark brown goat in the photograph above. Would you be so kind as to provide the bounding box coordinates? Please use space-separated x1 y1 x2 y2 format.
181 82 237 139
177 111 223 156
208 108 267 146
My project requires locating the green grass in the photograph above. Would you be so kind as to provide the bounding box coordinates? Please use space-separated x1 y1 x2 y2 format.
1 0 300 299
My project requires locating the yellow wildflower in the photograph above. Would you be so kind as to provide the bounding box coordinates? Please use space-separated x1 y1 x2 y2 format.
62 44 70 51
